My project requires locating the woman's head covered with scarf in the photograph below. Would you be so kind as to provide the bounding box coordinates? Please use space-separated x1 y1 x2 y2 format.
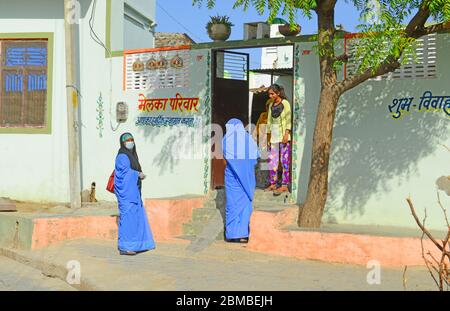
222 118 259 201
118 132 142 172
223 118 259 161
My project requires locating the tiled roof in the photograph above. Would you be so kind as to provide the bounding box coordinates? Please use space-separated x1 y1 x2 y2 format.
155 32 196 47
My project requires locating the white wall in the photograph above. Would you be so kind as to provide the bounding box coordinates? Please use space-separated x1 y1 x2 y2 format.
110 0 156 51
0 0 159 203
0 13 70 202
78 1 210 201
294 34 450 230
261 24 294 69
125 0 155 19
124 0 156 50
79 50 211 201
261 46 293 69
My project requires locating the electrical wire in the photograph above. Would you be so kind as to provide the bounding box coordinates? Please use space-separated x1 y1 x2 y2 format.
89 0 111 56
88 0 119 131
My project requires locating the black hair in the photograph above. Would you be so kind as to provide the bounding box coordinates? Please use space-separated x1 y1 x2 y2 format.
268 84 287 100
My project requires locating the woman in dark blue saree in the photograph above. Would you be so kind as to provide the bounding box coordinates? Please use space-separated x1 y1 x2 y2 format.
114 133 155 255
222 119 260 243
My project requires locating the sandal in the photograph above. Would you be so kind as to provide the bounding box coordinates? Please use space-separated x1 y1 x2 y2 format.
226 238 249 244
264 184 277 192
273 185 289 196
119 250 137 256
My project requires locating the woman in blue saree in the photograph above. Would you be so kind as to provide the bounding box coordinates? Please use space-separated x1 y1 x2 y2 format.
222 119 260 243
114 133 155 255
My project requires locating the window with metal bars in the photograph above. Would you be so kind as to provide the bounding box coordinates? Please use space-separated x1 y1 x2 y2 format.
345 33 437 80
0 40 48 128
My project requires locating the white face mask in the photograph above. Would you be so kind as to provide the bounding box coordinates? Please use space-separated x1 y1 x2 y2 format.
125 141 135 150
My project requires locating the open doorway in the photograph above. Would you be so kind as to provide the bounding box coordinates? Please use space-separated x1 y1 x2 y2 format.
210 45 295 191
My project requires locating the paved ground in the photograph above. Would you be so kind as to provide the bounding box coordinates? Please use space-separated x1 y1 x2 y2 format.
0 256 75 291
0 239 439 291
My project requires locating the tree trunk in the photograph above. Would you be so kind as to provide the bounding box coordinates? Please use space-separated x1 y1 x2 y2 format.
298 88 340 227
297 1 339 228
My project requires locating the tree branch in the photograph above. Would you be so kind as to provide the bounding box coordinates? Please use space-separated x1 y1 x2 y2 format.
439 233 450 290
404 0 432 36
334 53 349 63
406 198 444 252
414 21 450 37
403 266 408 290
440 144 450 153
422 231 441 288
338 56 401 93
437 191 450 228
428 251 441 266
337 0 448 93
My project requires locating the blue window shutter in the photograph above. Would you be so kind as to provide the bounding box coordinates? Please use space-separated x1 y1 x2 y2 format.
6 47 47 67
4 73 24 93
27 47 47 66
28 73 47 91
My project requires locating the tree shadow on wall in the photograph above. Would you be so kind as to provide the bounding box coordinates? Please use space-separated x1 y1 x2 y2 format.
135 58 209 176
323 79 449 221
135 112 205 176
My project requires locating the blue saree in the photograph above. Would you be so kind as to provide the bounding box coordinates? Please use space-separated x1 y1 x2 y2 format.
114 154 155 252
222 119 260 240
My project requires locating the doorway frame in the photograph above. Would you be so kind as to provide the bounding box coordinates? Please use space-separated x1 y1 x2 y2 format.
205 41 302 203
210 49 250 189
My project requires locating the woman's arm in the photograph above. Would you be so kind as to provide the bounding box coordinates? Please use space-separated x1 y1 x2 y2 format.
266 101 272 134
282 100 292 132
266 102 273 146
282 100 292 143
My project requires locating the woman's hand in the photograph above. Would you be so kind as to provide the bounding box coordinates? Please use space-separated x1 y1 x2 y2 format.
139 172 147 180
282 132 289 144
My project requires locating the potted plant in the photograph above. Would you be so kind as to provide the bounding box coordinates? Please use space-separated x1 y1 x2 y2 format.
206 15 234 42
278 23 301 37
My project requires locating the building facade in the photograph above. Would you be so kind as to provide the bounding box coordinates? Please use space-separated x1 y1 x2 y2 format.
0 0 156 202
0 1 448 231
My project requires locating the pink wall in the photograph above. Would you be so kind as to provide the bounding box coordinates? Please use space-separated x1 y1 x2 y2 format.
28 199 440 267
247 210 442 267
30 197 204 249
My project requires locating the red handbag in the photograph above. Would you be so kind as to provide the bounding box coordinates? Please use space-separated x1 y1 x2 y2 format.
106 170 115 193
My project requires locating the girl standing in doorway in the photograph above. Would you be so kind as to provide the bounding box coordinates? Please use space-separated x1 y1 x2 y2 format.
265 84 292 195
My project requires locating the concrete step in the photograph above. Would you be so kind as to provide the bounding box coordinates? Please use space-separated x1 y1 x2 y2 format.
254 202 297 212
183 202 294 241
206 189 225 201
181 223 224 240
192 207 223 222
253 189 292 204
182 223 196 236
186 189 294 241
202 200 218 209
